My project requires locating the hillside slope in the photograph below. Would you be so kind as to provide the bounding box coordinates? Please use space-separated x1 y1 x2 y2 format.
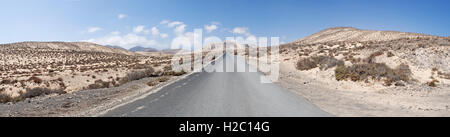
293 27 440 44
277 27 450 116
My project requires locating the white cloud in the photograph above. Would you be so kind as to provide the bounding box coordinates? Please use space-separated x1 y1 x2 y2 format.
174 24 186 36
160 20 170 24
133 25 145 33
204 24 218 33
87 27 102 33
118 14 127 19
168 21 183 27
133 25 150 34
232 27 250 35
86 33 157 49
151 27 160 36
110 31 120 35
160 33 168 38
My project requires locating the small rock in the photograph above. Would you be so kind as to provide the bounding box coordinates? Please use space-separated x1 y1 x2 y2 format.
395 82 405 86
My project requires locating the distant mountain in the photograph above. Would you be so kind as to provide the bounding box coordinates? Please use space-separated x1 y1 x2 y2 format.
106 45 126 50
0 42 136 55
129 46 158 52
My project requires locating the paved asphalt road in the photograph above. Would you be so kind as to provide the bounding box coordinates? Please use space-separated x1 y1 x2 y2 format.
101 54 331 117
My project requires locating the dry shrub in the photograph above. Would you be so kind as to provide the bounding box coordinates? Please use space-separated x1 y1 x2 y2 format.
88 79 111 89
146 80 159 86
335 62 412 86
1 87 66 103
428 79 439 87
335 65 351 81
172 70 187 76
387 51 395 57
394 63 412 82
157 76 170 82
315 56 345 70
28 76 43 84
120 67 155 84
21 87 65 99
296 58 317 70
296 55 344 71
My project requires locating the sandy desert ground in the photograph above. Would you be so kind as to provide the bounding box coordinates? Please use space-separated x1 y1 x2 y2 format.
274 27 450 116
0 41 221 116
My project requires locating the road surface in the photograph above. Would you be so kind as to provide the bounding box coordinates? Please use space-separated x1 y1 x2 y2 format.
101 54 331 117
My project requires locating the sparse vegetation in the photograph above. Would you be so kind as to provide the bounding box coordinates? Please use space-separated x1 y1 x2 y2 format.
21 87 65 99
120 68 155 84
0 87 65 103
296 58 317 70
172 70 187 76
88 79 111 89
146 80 159 86
334 62 412 86
296 55 344 71
157 76 170 82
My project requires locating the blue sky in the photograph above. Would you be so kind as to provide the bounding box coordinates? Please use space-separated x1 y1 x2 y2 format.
0 0 449 49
